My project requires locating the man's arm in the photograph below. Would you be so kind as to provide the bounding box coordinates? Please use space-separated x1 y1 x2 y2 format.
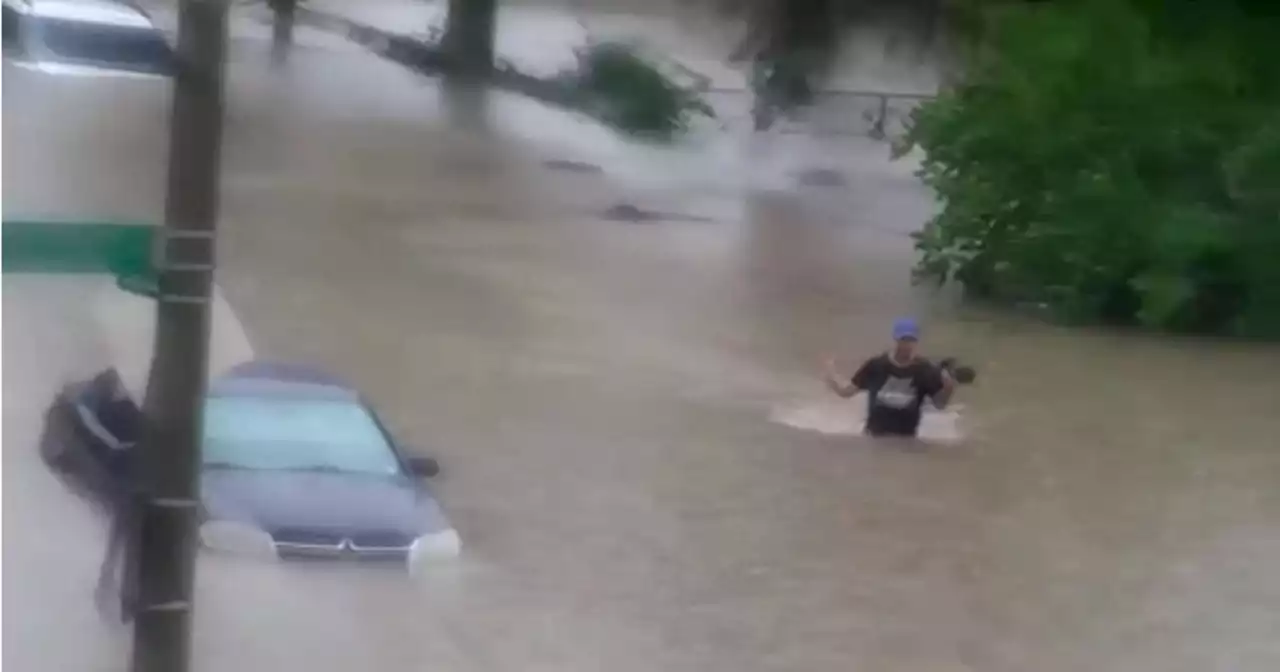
825 375 858 398
925 363 956 409
825 357 873 398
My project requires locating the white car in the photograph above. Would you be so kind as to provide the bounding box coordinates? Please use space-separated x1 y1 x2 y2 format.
2 0 174 77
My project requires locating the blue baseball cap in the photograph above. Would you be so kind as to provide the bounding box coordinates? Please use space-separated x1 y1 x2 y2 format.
892 317 920 341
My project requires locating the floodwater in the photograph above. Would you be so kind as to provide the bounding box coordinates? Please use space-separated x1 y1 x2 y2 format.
5 5 1280 672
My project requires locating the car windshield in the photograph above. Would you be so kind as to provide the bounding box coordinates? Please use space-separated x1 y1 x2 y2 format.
32 17 174 74
202 396 403 477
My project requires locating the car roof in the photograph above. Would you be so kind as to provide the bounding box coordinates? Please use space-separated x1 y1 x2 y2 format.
207 361 362 402
10 0 153 29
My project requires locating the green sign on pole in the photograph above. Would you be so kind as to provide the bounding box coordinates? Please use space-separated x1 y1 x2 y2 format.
2 219 159 294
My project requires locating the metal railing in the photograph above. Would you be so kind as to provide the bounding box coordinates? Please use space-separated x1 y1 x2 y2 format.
700 87 934 140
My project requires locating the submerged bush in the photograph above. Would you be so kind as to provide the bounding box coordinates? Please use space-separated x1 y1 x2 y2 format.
568 42 714 141
903 0 1280 337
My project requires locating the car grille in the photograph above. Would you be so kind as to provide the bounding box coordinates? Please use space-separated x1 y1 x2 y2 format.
270 527 413 561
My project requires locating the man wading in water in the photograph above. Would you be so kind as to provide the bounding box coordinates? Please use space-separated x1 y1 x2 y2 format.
823 318 956 438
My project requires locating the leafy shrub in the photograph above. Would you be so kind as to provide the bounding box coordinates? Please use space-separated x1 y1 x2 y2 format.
903 0 1280 336
568 42 714 141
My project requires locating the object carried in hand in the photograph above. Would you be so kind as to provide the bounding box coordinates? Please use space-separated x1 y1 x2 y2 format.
937 357 977 385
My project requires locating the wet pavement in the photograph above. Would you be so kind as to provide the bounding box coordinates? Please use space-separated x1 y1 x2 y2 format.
6 6 1280 672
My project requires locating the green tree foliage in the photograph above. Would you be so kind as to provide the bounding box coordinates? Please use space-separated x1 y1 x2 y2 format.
570 43 714 141
903 0 1280 336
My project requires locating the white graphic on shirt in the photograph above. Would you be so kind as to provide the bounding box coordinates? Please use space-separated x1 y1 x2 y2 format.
874 375 918 410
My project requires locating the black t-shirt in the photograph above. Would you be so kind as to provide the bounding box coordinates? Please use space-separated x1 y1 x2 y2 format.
852 354 945 437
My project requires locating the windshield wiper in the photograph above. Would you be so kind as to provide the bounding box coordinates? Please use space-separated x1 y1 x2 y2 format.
202 461 249 471
290 464 346 473
203 462 352 474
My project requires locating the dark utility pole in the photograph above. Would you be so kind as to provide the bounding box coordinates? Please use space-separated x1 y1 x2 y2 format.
130 1 229 671
441 0 496 130
268 0 296 65
443 0 496 76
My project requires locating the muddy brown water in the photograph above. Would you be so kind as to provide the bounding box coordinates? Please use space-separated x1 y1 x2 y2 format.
5 23 1280 672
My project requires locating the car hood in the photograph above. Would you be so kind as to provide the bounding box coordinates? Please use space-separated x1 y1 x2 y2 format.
201 468 451 538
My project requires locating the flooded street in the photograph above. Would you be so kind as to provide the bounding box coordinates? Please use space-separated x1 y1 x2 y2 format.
5 5 1280 671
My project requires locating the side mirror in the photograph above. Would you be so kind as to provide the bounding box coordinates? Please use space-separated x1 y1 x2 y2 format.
405 456 440 479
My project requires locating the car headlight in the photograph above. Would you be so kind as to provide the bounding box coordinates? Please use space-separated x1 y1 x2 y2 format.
199 520 278 560
407 528 461 574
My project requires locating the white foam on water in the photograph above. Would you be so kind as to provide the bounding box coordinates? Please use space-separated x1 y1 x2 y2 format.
768 394 966 443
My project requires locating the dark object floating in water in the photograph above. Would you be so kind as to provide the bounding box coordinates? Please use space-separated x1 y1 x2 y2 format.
601 203 714 224
543 159 605 174
603 203 656 221
796 168 847 188
938 357 978 384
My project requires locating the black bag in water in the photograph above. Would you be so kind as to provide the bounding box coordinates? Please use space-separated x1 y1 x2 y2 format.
937 357 977 384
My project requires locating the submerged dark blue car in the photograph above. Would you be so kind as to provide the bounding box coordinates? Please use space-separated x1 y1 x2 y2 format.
40 361 461 568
